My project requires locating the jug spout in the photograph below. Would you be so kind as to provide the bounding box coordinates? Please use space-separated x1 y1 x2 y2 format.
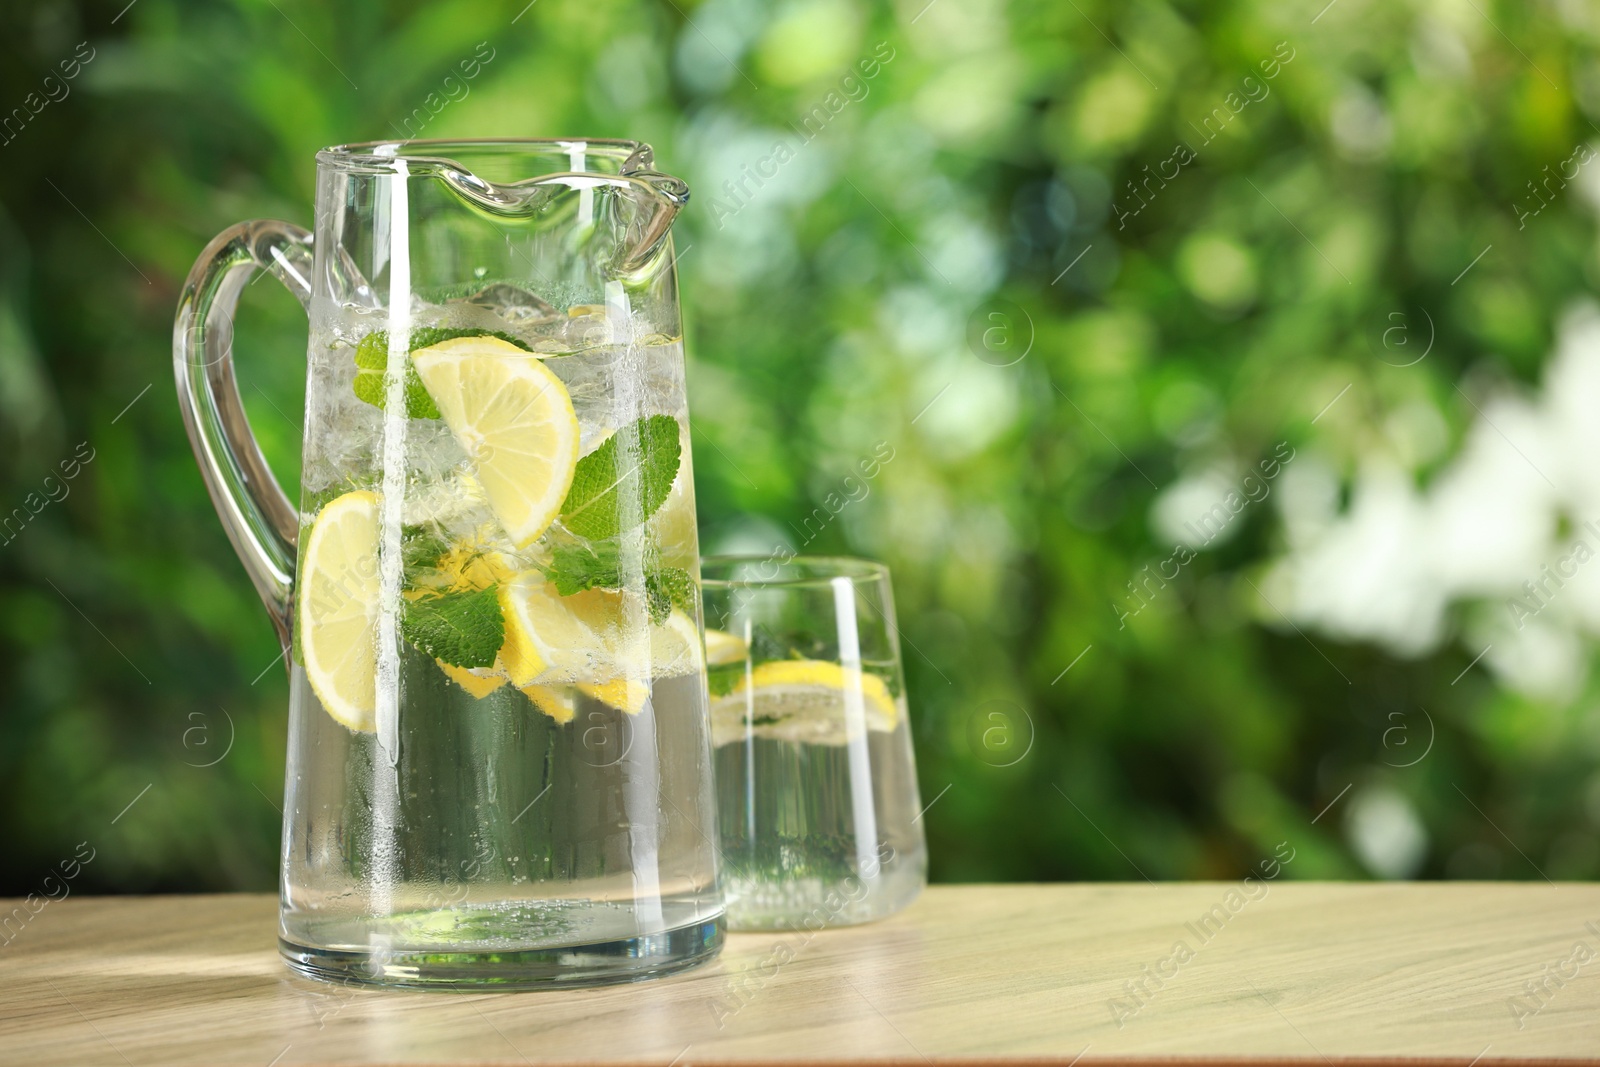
358 140 690 279
617 145 690 274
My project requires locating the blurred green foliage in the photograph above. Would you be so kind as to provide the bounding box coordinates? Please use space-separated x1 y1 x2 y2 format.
3 0 1600 894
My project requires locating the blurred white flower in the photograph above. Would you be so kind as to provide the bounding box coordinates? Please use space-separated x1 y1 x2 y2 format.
1152 466 1245 549
1422 394 1556 598
909 358 1019 463
1345 783 1429 879
878 284 961 360
1266 460 1445 656
1264 300 1600 695
1275 453 1341 549
1482 617 1588 704
1330 82 1394 162
1544 303 1600 508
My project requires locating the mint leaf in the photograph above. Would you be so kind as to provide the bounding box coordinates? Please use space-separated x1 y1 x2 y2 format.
354 332 440 419
749 623 803 663
560 415 681 540
401 586 504 669
544 540 696 625
352 328 533 421
707 660 743 697
401 524 451 574
546 540 618 596
407 327 533 353
647 567 697 622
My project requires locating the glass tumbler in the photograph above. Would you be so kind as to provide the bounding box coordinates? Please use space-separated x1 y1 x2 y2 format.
701 556 927 931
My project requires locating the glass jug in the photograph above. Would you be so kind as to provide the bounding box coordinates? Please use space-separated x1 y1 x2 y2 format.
173 139 723 988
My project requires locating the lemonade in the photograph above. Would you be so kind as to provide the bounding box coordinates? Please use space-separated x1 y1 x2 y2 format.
279 284 722 986
173 139 719 988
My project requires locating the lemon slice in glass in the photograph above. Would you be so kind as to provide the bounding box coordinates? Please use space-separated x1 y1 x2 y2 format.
298 490 382 733
576 679 650 715
703 627 747 666
653 610 705 677
610 608 703 682
411 336 580 548
520 683 577 723
520 680 643 719
437 661 508 700
497 575 618 686
709 659 898 747
500 576 703 715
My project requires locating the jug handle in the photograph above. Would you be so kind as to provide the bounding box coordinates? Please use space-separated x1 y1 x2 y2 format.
173 219 313 657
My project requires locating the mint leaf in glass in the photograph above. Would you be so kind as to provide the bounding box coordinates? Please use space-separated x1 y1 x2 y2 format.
646 566 696 622
352 328 533 421
559 415 681 540
706 660 743 697
546 540 619 597
544 539 695 626
400 524 451 575
401 585 504 668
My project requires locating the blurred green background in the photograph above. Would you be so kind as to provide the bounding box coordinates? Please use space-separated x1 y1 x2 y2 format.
4 0 1600 894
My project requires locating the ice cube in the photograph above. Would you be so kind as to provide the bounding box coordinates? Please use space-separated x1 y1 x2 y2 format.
448 282 559 327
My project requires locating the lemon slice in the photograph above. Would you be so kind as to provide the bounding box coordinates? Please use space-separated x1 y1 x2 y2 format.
520 683 577 723
612 608 702 681
704 628 747 666
409 538 515 598
498 575 618 686
410 336 580 548
577 678 650 715
298 490 382 733
499 575 702 714
438 661 508 700
709 659 898 747
656 610 705 677
521 680 646 719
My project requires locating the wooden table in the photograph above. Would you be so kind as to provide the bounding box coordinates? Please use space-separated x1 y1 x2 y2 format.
2 885 1598 1065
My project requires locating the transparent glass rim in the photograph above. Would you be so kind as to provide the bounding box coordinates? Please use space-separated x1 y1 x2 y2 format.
700 554 890 590
315 137 647 173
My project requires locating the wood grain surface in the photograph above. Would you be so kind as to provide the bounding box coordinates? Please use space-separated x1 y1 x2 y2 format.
1 885 1598 1066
